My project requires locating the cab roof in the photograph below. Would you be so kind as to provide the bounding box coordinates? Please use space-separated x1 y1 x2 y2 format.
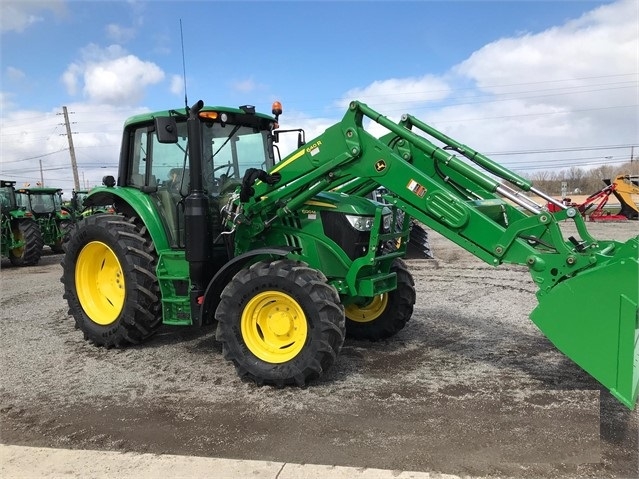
16 187 63 194
124 105 275 128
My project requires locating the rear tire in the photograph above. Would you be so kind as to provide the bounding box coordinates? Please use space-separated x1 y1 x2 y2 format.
215 260 345 386
345 259 416 340
9 218 43 266
61 214 162 347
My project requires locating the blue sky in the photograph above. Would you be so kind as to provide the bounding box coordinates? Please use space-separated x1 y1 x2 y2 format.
1 0 637 193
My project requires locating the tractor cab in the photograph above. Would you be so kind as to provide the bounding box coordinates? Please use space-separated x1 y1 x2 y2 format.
0 180 18 216
16 187 64 217
117 104 281 248
71 190 88 212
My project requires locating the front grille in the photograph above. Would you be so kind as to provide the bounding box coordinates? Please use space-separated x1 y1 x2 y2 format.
320 211 370 260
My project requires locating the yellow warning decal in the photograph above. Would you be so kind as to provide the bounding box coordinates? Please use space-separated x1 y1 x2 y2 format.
304 199 336 208
272 148 306 173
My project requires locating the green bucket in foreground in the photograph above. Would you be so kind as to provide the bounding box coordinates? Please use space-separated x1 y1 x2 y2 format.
530 236 639 409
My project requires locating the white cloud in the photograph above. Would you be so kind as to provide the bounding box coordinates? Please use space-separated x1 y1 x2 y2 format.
232 79 262 93
105 23 136 43
0 103 149 192
6 66 25 81
455 0 637 108
445 0 638 171
83 55 164 104
61 63 82 95
334 0 638 174
0 92 15 112
0 0 66 33
2 40 166 188
61 44 165 106
170 75 184 96
336 75 452 111
275 111 338 158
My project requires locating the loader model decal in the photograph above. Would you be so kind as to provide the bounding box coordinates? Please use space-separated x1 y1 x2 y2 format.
306 140 322 156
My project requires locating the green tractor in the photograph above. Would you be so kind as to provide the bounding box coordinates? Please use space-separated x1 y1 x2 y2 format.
1 180 43 266
61 100 638 409
16 186 74 254
63 189 115 220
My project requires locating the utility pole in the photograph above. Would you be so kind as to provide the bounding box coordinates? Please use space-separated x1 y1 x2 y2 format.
39 159 44 186
59 106 80 191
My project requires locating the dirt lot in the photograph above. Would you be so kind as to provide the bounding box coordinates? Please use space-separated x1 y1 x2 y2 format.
1 220 637 479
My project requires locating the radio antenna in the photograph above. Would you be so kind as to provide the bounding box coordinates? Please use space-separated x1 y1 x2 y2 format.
179 19 188 109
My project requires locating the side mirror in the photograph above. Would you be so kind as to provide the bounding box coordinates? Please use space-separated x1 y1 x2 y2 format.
155 117 178 144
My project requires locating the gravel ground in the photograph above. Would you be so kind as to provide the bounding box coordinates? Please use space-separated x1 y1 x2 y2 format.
1 220 637 479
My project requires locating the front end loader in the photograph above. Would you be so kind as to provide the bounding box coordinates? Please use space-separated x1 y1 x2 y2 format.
61 100 638 409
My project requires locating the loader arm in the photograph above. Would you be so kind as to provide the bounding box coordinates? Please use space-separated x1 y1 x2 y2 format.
241 101 608 287
230 101 638 409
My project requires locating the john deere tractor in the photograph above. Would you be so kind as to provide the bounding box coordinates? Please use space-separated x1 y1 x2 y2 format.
1 180 43 266
63 189 115 220
61 100 638 409
16 186 74 253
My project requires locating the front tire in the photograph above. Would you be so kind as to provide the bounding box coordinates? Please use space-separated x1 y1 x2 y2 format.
345 259 416 340
51 219 74 253
215 260 345 387
9 218 43 266
61 214 162 347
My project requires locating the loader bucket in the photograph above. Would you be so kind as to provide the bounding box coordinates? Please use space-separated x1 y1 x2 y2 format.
530 236 639 409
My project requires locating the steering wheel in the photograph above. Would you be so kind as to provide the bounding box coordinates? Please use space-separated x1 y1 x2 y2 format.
213 163 233 177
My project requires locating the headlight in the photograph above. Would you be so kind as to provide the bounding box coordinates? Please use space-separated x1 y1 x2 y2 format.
345 214 375 231
382 213 392 231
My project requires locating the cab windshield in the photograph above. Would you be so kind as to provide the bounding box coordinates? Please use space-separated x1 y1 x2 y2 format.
149 120 270 197
19 193 56 214
203 122 270 195
0 186 16 212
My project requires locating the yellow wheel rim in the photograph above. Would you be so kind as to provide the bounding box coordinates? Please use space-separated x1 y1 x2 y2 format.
241 291 308 364
10 227 25 258
345 294 389 323
75 241 125 326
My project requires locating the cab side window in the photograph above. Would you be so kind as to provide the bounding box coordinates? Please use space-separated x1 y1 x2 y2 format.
129 128 150 188
151 122 189 195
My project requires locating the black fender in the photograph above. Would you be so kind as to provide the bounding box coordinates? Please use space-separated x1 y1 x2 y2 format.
198 246 300 326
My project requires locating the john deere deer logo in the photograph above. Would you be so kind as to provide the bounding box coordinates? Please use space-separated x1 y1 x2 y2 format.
375 160 386 172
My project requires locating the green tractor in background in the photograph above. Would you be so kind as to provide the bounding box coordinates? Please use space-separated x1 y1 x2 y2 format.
63 189 114 221
16 186 74 254
1 180 43 266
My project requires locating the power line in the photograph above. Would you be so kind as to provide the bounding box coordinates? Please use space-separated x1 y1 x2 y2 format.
0 148 68 164
487 144 637 156
282 72 639 113
0 113 59 129
427 104 637 124
350 82 636 112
